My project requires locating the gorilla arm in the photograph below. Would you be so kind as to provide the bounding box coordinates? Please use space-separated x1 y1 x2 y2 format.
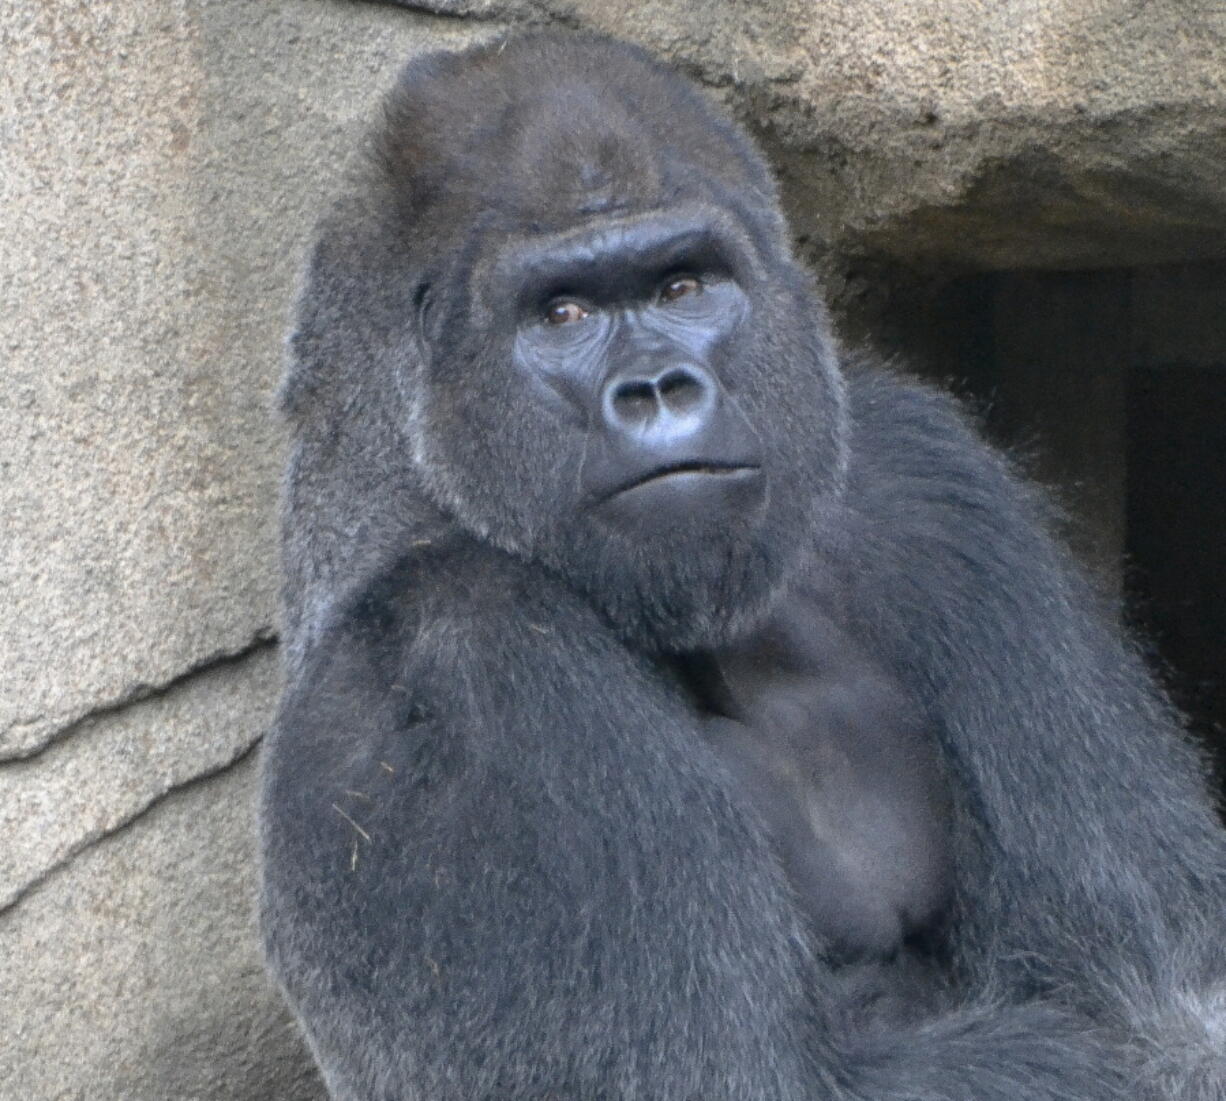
838 367 1226 1097
261 537 819 1100
262 536 1143 1101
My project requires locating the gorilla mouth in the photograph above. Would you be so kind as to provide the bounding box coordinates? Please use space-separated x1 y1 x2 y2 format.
609 461 761 499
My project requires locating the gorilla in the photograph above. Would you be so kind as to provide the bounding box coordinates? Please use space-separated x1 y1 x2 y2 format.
260 32 1226 1101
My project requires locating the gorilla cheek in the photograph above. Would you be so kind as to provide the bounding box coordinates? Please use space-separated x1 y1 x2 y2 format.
467 436 588 552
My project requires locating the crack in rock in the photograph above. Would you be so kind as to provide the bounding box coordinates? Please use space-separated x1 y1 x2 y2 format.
0 633 276 762
0 740 262 917
0 643 280 913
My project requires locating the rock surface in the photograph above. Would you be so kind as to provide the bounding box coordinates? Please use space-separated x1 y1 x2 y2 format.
0 750 325 1100
1 2 492 1096
394 0 1226 271
3 0 1222 1096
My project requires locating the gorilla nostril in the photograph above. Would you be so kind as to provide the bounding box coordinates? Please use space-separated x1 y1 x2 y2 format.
609 368 713 431
612 380 658 426
657 368 706 415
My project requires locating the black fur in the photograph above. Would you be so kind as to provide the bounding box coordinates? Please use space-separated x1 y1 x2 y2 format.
262 32 1226 1100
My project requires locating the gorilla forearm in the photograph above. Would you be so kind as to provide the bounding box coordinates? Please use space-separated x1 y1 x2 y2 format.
841 370 1226 978
263 543 820 1099
265 542 1148 1101
839 370 1226 1092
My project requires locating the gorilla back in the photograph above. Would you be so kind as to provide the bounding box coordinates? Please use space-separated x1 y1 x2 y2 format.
262 32 1226 1101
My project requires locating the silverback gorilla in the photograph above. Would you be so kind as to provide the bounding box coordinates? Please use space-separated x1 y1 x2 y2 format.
261 32 1226 1101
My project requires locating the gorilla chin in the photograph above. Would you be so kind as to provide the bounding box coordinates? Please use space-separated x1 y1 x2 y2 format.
555 484 805 656
583 462 776 651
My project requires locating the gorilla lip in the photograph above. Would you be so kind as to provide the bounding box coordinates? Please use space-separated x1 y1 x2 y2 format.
605 461 761 501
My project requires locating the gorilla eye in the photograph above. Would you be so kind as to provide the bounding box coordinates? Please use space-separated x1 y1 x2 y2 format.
660 275 702 302
546 300 590 325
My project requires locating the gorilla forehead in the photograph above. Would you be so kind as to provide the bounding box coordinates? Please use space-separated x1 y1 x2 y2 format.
376 33 782 234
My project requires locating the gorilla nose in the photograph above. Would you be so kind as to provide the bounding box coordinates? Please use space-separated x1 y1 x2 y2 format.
601 364 717 444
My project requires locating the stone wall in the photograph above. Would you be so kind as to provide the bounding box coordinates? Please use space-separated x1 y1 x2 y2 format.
1 4 488 1096
2 1 1223 1096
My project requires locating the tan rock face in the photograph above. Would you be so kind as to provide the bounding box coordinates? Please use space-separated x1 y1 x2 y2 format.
543 0 1226 269
0 2 492 1096
3 0 1222 1096
0 751 326 1101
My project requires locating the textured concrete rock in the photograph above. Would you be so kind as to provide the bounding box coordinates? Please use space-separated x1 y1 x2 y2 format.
0 0 491 759
395 0 1226 271
0 643 276 912
0 751 326 1101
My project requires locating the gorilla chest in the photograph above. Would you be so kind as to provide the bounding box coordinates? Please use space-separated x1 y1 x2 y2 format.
679 608 953 962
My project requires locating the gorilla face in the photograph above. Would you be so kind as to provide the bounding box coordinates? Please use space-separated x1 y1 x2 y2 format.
384 37 849 650
509 211 765 530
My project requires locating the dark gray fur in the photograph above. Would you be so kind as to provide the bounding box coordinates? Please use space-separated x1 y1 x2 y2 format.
261 32 1226 1100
